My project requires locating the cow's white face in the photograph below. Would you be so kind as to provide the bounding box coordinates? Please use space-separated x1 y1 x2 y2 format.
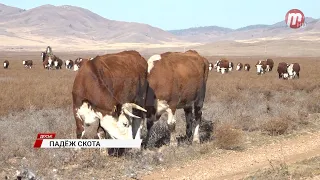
244 66 248 71
22 61 25 65
54 61 59 67
66 60 70 66
256 65 263 74
236 65 241 71
287 64 294 77
73 65 79 71
220 68 227 74
76 102 145 140
216 66 221 72
209 66 213 71
228 67 233 71
3 63 6 67
48 57 53 66
283 73 289 79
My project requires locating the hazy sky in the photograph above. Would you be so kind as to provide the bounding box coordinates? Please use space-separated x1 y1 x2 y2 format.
1 0 318 30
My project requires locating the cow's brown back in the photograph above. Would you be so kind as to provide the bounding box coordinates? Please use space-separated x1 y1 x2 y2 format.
148 50 209 108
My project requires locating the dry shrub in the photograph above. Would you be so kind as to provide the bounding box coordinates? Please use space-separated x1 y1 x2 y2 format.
261 118 290 136
214 123 244 150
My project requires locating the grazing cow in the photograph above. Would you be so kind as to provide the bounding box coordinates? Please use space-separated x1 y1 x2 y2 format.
218 59 230 74
266 58 274 72
255 60 267 75
236 63 243 71
72 50 148 142
65 60 74 70
23 60 33 68
228 62 234 72
287 63 300 79
208 63 213 71
277 62 289 79
145 50 209 147
244 64 250 71
53 58 63 69
73 57 93 71
3 60 9 69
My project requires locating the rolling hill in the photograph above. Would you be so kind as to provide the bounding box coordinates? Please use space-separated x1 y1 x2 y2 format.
168 17 320 42
0 3 319 52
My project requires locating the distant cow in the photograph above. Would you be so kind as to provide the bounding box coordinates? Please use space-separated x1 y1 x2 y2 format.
145 50 209 147
266 58 274 72
228 62 234 72
218 59 230 74
23 60 33 69
72 50 148 141
3 60 9 69
236 63 243 71
255 60 267 75
65 60 74 70
209 63 213 71
53 58 63 69
73 57 93 71
244 64 250 71
287 63 300 79
277 62 289 79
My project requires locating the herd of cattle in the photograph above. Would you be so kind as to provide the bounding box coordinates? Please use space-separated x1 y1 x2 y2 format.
208 58 300 79
0 46 302 151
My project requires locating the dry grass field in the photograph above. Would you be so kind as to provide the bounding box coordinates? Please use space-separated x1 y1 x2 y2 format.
1 51 320 179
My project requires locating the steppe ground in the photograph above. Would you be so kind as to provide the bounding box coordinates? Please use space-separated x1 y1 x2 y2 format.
0 44 320 179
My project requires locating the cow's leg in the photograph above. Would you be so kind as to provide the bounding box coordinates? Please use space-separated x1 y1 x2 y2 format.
184 106 193 143
193 82 206 144
167 107 177 146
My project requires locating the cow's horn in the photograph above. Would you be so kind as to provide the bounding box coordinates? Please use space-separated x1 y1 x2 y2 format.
123 108 141 119
126 103 147 112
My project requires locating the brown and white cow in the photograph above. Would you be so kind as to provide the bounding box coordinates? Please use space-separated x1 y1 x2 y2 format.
266 58 274 72
244 64 250 71
65 60 74 70
73 57 93 71
23 60 33 68
236 62 243 71
218 59 230 74
255 60 267 75
72 50 148 141
53 58 63 69
277 62 289 79
3 60 9 69
287 63 300 79
145 50 209 147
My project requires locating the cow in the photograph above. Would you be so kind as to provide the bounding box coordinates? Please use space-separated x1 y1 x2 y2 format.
53 58 63 69
266 58 274 72
236 63 243 71
65 60 74 70
3 60 9 69
277 62 289 79
287 63 300 79
218 59 230 74
144 50 209 148
244 64 250 71
209 63 213 71
73 57 93 71
23 60 33 68
228 62 234 72
255 60 267 75
72 50 148 144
